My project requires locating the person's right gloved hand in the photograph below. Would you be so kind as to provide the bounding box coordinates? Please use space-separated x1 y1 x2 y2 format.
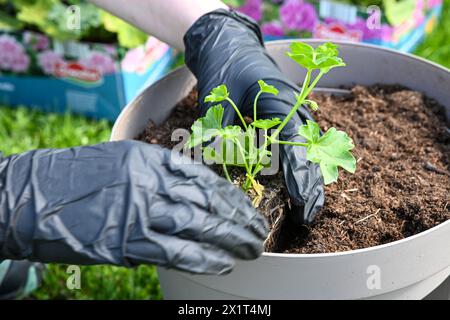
0 141 267 274
184 9 325 225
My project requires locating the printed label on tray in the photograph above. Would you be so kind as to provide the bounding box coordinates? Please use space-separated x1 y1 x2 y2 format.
54 62 103 86
319 0 357 24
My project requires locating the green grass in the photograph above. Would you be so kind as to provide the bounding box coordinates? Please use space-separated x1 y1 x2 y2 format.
415 0 450 68
0 1 449 299
0 106 162 300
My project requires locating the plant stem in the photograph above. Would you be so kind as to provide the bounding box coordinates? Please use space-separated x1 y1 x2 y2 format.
234 138 250 174
271 70 312 138
243 176 253 191
253 90 263 122
250 70 325 177
226 97 248 130
271 139 308 147
307 71 325 94
222 163 232 183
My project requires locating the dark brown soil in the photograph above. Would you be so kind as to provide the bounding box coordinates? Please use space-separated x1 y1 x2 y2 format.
136 85 450 254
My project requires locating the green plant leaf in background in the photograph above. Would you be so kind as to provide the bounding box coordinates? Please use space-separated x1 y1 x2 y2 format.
415 0 450 69
101 11 148 48
383 0 417 26
0 11 23 30
221 0 246 7
299 120 356 184
15 0 76 41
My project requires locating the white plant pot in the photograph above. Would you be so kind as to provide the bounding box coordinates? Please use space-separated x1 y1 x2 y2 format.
111 40 450 300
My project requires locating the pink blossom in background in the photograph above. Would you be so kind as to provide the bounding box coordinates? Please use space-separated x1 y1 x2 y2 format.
10 54 30 73
0 34 30 73
280 0 318 32
103 45 117 57
80 51 116 75
23 32 49 51
121 46 145 73
412 0 425 26
261 21 285 37
238 0 263 21
37 50 65 75
427 0 443 8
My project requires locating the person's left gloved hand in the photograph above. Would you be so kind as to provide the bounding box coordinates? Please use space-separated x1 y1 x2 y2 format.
184 9 324 224
0 141 267 273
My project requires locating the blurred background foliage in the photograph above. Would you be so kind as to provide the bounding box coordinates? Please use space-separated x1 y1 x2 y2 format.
0 0 448 300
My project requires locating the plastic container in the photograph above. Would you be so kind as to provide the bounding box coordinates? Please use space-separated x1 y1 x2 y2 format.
111 40 450 300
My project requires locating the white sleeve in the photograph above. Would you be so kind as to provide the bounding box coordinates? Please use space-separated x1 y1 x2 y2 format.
89 0 229 50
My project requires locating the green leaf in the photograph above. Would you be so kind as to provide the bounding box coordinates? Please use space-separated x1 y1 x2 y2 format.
15 0 75 40
0 11 23 30
15 0 102 41
101 11 147 48
314 42 346 73
186 105 224 148
202 125 260 168
383 0 416 26
298 119 321 143
287 41 346 73
251 118 281 130
298 120 356 184
222 0 246 7
203 137 243 166
315 42 339 59
204 85 229 103
287 42 316 70
202 146 224 164
257 80 279 96
222 125 243 139
304 99 319 111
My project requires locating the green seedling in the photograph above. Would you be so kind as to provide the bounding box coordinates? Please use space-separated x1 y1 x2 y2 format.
186 42 356 205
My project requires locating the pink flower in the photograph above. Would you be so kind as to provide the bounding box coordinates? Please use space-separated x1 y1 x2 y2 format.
80 51 116 75
0 34 30 73
261 21 285 37
412 0 425 26
23 32 49 51
103 45 117 57
237 0 263 22
10 54 30 72
427 0 442 8
37 50 65 75
280 0 318 32
121 47 145 73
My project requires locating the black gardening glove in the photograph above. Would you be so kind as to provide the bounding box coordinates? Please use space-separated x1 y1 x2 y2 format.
0 141 267 274
184 9 324 224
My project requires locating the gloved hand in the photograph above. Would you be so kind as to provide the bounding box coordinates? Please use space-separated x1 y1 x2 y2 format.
184 9 324 224
0 141 267 274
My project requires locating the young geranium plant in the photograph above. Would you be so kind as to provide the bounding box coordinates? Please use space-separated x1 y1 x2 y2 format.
186 42 356 204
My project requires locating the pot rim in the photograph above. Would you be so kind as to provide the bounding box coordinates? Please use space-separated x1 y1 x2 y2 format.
112 39 450 259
